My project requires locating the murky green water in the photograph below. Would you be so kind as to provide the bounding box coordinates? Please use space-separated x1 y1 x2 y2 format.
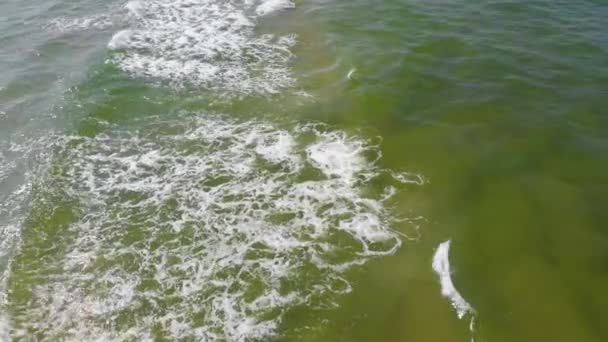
1 0 607 341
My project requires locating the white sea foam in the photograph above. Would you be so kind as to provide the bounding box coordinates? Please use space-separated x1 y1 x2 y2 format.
391 170 426 185
108 0 297 95
432 240 474 319
48 14 114 32
306 130 368 184
0 312 11 342
7 114 415 341
46 2 128 33
256 0 296 16
0 255 11 342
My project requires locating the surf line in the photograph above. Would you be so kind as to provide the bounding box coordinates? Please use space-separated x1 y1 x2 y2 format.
432 240 477 340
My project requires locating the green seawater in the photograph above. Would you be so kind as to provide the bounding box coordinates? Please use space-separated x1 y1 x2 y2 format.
1 0 607 341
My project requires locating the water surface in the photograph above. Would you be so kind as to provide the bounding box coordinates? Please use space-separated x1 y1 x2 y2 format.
1 0 607 341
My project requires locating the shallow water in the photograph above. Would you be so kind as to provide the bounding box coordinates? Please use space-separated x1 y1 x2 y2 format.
1 0 607 341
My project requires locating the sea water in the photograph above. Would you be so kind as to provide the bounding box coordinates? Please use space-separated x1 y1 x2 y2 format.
1 0 607 341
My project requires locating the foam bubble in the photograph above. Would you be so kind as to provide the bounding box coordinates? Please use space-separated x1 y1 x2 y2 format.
6 114 412 340
108 0 297 95
432 240 474 319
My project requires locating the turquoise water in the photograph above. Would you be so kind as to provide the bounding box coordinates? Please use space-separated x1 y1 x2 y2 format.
1 0 607 341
